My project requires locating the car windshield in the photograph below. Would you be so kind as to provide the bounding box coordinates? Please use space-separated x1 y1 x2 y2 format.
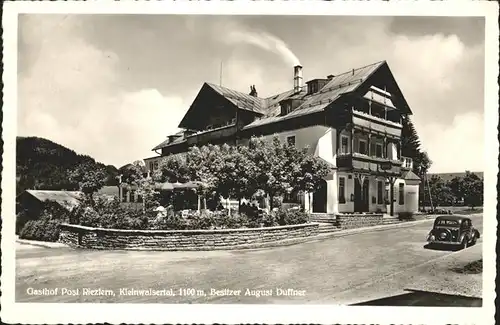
435 219 460 227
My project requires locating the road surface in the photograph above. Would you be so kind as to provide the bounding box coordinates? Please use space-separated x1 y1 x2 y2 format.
15 214 483 304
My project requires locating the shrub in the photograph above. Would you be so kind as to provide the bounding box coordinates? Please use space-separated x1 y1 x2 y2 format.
19 218 61 242
398 212 415 221
71 197 150 230
211 211 247 229
153 213 188 230
276 208 309 226
78 207 101 227
261 212 277 227
16 209 31 235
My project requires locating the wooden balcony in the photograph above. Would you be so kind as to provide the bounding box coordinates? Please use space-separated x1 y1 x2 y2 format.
185 124 238 146
351 110 402 138
401 156 413 170
337 153 403 177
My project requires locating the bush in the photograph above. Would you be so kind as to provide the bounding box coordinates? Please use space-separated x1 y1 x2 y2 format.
153 212 188 230
71 197 150 230
398 212 415 221
261 212 277 227
19 218 61 242
16 210 31 235
276 208 309 226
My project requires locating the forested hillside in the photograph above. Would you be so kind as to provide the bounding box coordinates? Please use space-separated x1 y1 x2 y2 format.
16 136 119 195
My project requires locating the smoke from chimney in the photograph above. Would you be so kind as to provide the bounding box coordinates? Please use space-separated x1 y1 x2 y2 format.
294 65 303 93
226 29 300 67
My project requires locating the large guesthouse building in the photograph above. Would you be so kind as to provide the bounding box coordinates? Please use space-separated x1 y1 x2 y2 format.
145 61 421 215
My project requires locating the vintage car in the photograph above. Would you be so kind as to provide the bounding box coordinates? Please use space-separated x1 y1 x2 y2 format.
427 216 480 249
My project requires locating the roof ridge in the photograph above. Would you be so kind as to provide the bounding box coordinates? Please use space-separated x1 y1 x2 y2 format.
206 82 265 100
329 60 386 78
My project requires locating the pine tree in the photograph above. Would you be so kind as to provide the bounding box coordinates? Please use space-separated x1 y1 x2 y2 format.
401 116 431 176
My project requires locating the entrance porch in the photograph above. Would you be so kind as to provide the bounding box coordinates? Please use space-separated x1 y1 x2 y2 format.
304 171 389 215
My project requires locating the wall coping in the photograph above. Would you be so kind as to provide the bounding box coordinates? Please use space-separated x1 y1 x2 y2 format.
59 222 319 235
337 213 383 217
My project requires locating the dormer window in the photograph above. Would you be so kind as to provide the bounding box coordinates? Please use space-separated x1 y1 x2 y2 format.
308 83 318 95
306 79 329 95
281 102 293 116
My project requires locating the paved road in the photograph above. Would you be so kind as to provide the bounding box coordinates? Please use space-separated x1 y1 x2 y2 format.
15 214 483 304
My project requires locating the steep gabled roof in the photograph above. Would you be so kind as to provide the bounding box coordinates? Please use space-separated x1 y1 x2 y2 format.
244 61 385 129
205 83 266 114
154 60 411 150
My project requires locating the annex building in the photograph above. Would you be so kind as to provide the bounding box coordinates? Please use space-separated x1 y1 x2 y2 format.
145 61 421 216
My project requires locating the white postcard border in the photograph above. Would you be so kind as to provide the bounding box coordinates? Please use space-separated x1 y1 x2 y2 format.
2 1 498 324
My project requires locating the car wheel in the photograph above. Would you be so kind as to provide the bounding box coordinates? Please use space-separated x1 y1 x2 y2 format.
471 236 477 246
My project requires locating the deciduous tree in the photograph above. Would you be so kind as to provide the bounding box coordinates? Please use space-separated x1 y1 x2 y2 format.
68 162 107 200
461 171 483 209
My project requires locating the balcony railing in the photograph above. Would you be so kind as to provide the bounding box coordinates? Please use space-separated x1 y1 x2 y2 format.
401 156 413 170
351 110 402 138
185 124 238 146
337 153 403 176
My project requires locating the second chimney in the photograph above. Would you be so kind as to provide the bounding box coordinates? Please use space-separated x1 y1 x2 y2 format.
293 65 303 93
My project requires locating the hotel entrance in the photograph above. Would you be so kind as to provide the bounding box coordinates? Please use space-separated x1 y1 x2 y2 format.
354 177 370 212
312 179 327 213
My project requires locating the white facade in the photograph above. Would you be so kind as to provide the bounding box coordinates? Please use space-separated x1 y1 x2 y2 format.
261 125 420 216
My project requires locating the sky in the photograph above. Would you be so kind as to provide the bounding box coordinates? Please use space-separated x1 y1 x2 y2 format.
18 14 485 173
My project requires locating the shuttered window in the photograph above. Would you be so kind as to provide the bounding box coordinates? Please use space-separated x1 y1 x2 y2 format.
377 181 383 204
338 177 346 204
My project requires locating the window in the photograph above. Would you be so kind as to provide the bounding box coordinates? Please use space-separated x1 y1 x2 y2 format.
286 135 296 147
340 135 349 154
308 82 318 94
399 183 405 205
130 190 136 203
137 195 143 203
281 103 293 116
338 177 346 204
358 139 367 155
376 143 383 158
154 162 159 170
377 181 383 204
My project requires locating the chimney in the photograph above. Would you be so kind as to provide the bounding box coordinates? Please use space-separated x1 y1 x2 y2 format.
249 85 258 97
293 65 303 93
327 74 334 80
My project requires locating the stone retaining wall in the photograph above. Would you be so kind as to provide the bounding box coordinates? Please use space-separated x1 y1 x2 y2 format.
336 214 384 229
58 223 320 251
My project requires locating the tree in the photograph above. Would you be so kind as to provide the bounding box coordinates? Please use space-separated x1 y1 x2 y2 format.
68 162 107 200
211 144 256 210
461 171 483 209
247 136 332 211
401 116 432 210
247 136 292 210
186 145 222 210
427 175 454 207
448 176 464 205
124 160 159 213
153 154 190 183
293 147 332 201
